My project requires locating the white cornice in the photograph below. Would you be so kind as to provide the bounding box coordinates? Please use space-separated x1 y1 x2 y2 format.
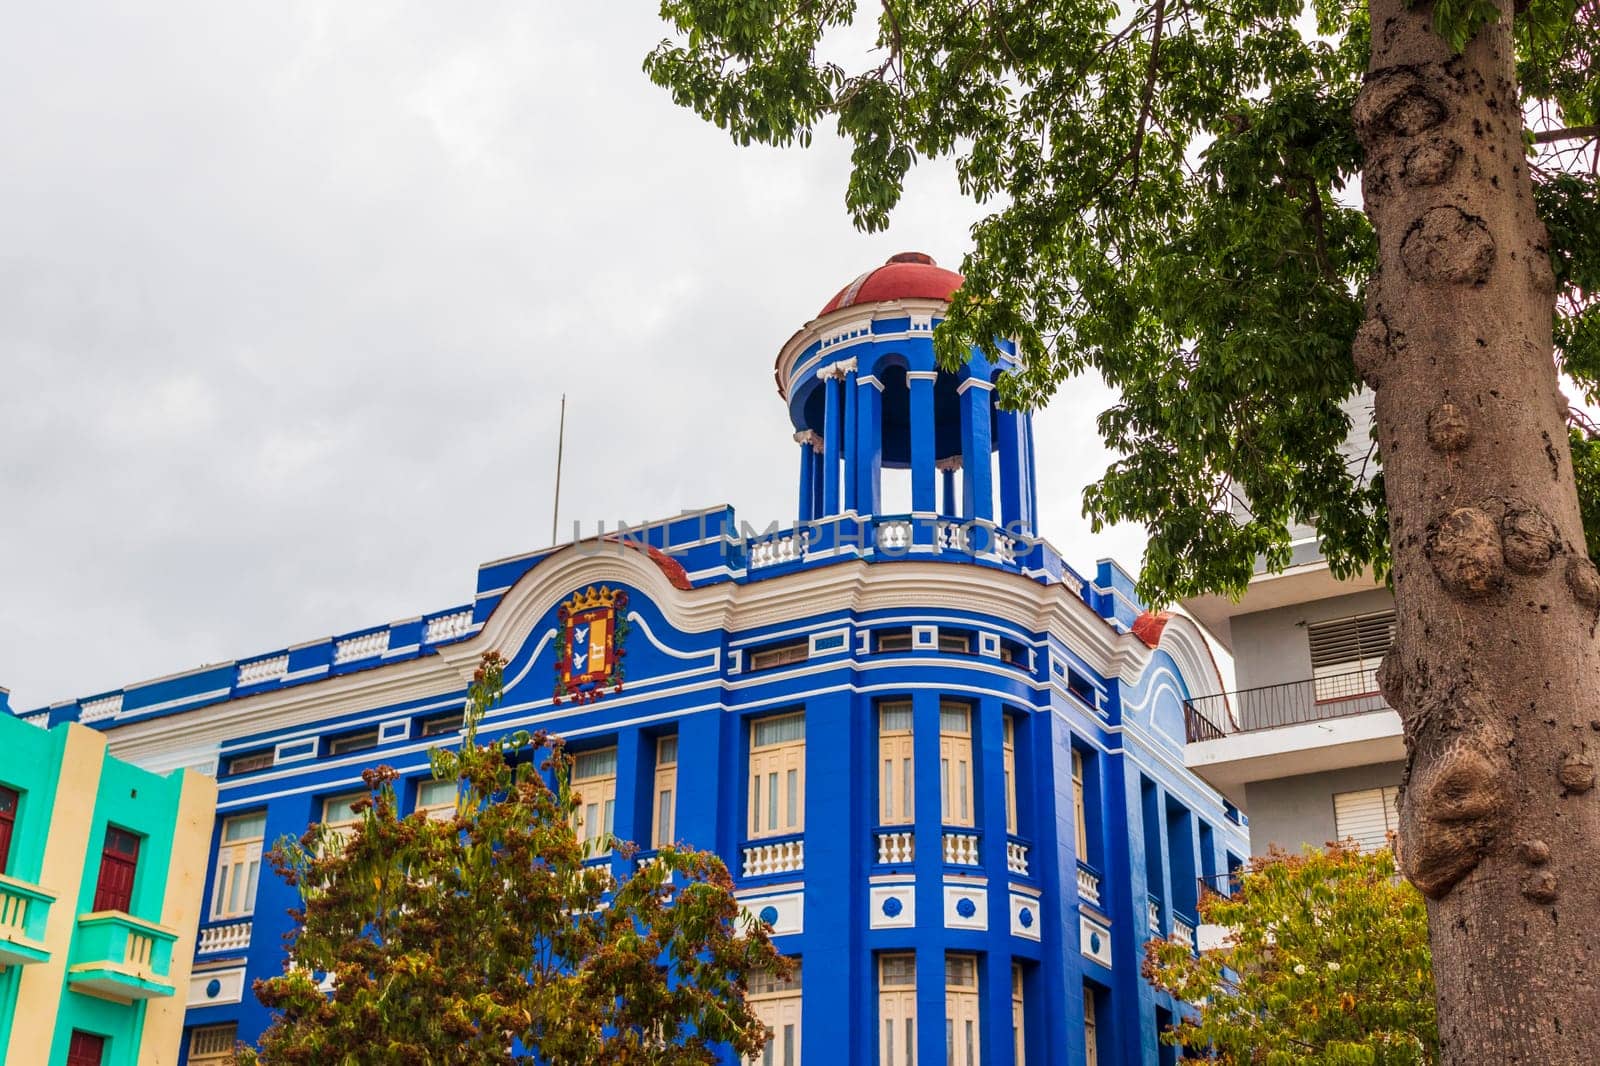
775 299 952 401
99 547 1209 767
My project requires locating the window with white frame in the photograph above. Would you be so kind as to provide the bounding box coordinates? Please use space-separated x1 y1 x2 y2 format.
744 960 802 1066
749 714 805 839
945 953 981 1066
653 735 678 848
1308 610 1395 701
572 748 618 854
879 701 914 826
415 778 458 822
321 792 366 849
1002 716 1018 836
939 701 974 828
1333 786 1400 852
211 812 265 920
878 954 917 1066
1072 750 1089 863
1011 964 1026 1066
188 1023 238 1066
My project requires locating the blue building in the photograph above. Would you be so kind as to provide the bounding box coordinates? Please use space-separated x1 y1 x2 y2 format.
15 252 1247 1065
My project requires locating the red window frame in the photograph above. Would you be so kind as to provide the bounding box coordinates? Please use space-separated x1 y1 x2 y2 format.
92 827 140 913
67 1031 105 1066
0 786 17 875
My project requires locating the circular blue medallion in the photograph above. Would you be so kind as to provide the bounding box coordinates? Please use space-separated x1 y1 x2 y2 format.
1089 931 1101 953
956 897 977 919
206 978 222 999
758 905 780 926
881 896 903 918
1019 906 1035 928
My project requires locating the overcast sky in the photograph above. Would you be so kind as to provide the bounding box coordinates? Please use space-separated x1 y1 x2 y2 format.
0 2 1147 710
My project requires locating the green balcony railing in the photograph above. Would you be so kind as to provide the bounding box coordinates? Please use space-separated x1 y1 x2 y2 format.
0 874 54 967
67 911 178 1002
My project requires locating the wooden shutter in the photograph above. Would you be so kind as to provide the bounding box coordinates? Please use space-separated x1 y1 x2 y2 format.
1333 786 1400 852
0 786 17 875
93 828 139 913
67 1031 105 1066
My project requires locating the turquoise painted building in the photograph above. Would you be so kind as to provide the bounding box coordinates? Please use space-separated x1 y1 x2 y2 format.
0 688 215 1066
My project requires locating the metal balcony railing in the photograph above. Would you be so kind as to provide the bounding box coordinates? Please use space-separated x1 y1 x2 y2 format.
1183 670 1392 743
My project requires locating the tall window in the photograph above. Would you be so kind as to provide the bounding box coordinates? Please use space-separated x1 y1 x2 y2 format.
1083 985 1099 1066
879 701 914 826
1002 717 1018 835
653 736 678 848
939 702 974 828
749 714 805 839
321 792 366 849
416 779 458 822
211 812 266 919
1011 964 1026 1066
93 828 140 913
1333 786 1400 852
66 1032 105 1066
188 1023 238 1066
1308 610 1395 701
0 786 17 875
1072 750 1089 862
878 954 916 1066
945 953 980 1066
572 748 619 853
744 960 802 1066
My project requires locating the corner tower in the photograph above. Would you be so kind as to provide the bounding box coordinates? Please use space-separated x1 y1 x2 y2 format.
774 253 1037 535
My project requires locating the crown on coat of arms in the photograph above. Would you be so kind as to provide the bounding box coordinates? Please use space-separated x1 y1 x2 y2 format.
562 585 621 612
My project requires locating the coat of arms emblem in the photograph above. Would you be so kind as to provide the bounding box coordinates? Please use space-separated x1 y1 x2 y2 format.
554 585 629 705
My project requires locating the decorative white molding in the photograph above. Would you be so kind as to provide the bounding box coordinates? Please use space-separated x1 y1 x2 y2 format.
944 883 988 930
188 965 246 1007
237 655 289 687
905 370 940 382
741 839 804 878
1079 914 1111 963
792 430 824 453
749 530 810 569
334 630 389 664
870 883 917 929
856 374 885 391
956 378 995 394
942 831 980 866
875 830 915 865
910 314 933 332
934 456 964 472
197 920 252 955
422 610 474 644
20 715 48 730
736 889 804 937
79 695 123 723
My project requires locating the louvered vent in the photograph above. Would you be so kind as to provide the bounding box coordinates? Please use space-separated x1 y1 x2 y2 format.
1307 610 1395 701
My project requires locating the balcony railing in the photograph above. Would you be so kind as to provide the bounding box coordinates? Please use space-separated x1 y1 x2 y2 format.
1184 670 1392 743
1171 911 1199 953
67 911 179 1001
1005 838 1031 876
1146 894 1163 936
1075 861 1102 908
196 918 253 956
942 831 981 866
0 875 54 967
741 836 804 878
875 830 915 865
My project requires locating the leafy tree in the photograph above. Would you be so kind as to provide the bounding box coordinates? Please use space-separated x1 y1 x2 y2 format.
1144 845 1436 1065
239 652 790 1065
644 0 1600 1056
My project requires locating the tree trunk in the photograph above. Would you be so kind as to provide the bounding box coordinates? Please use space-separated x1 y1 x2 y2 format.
1355 0 1600 1058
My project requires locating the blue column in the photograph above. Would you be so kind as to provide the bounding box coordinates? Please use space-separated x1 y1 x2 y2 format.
812 450 825 520
909 371 937 513
959 379 995 522
910 688 947 1061
1023 414 1039 532
801 688 859 1057
823 373 842 516
997 408 1024 534
844 365 859 513
797 435 817 522
611 730 645 878
977 697 1014 1062
856 378 882 516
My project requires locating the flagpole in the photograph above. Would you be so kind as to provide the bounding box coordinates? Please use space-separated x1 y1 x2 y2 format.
551 394 566 546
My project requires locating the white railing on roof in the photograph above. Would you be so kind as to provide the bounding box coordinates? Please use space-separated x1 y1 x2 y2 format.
79 695 122 723
333 630 389 664
875 520 912 551
236 655 288 687
749 530 809 569
424 610 474 643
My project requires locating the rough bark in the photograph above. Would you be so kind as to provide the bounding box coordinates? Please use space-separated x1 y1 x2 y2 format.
1356 0 1600 1058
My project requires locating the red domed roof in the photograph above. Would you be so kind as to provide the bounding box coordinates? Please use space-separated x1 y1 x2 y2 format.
819 252 964 316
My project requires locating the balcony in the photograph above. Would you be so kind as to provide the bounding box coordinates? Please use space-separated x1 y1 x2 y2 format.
67 911 178 1002
741 835 804 879
1075 861 1103 909
941 830 980 867
874 830 914 865
0 875 54 967
195 918 253 956
1184 669 1393 742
